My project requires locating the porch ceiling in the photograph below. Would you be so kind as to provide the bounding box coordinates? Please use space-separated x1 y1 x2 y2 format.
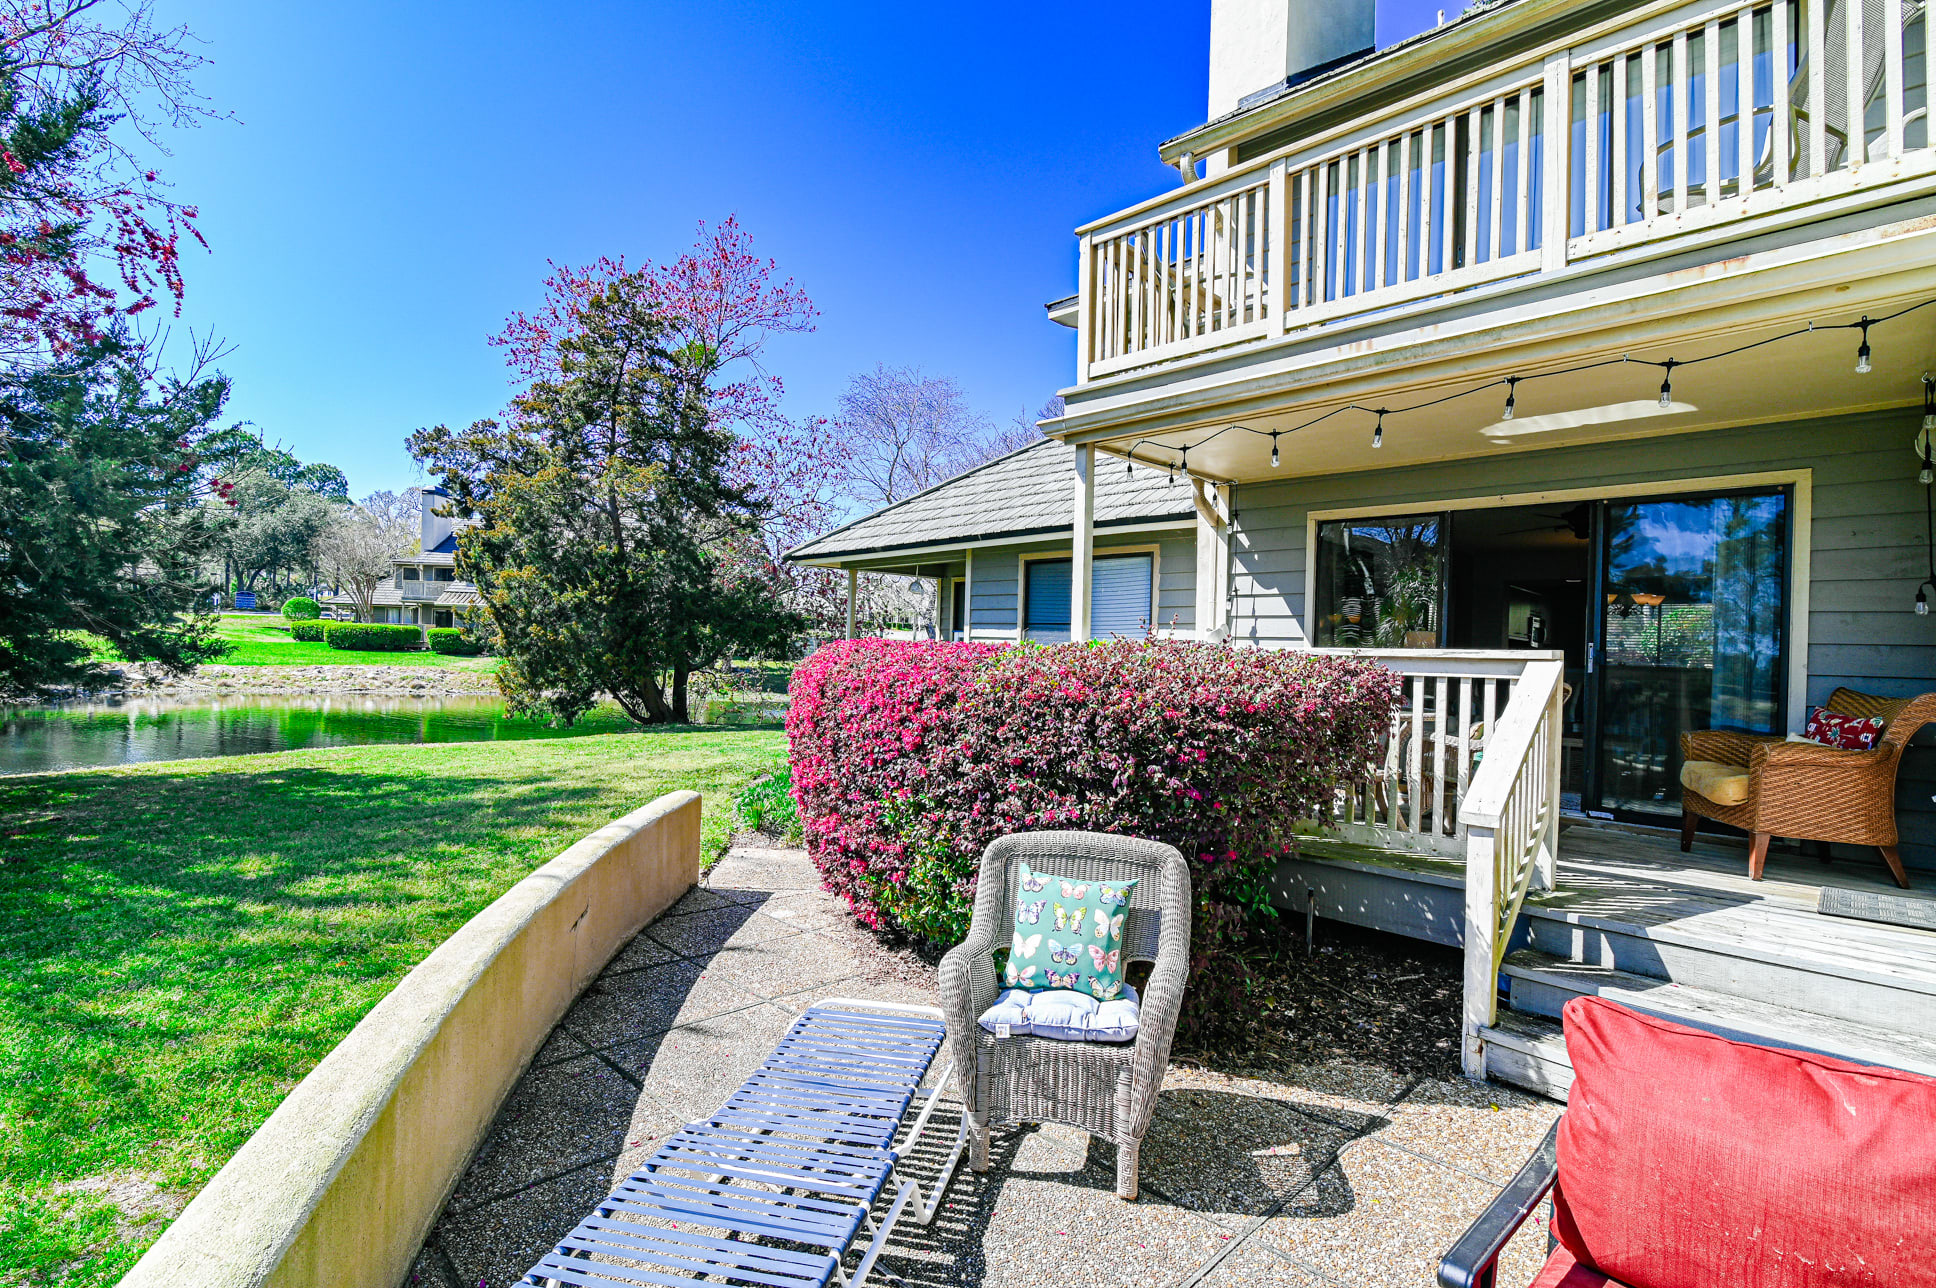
1068 222 1936 487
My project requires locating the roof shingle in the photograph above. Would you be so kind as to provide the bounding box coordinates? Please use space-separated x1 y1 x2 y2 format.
786 440 1191 563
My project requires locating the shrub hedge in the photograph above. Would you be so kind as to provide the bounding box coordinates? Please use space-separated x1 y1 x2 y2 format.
426 627 482 655
281 596 321 621
289 620 327 642
787 638 1401 1036
322 622 422 652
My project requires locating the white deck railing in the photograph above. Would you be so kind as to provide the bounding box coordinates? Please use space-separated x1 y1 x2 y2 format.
1306 648 1564 1081
1078 0 1932 381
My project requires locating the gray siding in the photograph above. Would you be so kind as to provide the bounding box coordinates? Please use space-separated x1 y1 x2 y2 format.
966 533 1197 638
1226 409 1936 869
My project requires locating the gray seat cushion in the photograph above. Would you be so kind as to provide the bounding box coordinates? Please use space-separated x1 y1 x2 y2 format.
978 984 1139 1043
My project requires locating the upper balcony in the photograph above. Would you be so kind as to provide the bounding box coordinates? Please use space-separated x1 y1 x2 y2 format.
1068 0 1936 399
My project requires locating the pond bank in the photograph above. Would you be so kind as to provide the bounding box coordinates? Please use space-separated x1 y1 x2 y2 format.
108 663 499 698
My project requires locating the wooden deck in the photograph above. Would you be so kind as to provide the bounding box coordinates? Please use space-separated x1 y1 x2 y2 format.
1274 822 1936 1097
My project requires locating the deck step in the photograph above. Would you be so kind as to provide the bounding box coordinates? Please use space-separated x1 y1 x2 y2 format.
1519 895 1936 1033
1477 1012 1573 1101
1501 949 1936 1077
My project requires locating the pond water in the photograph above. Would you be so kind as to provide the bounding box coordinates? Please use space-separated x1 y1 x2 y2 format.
0 695 637 777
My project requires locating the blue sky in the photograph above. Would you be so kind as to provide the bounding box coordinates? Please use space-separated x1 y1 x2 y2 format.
150 1 1452 497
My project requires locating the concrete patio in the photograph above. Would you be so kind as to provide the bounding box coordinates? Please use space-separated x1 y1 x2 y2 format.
407 845 1561 1288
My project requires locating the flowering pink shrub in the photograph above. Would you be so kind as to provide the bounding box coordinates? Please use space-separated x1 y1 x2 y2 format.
787 637 1402 1035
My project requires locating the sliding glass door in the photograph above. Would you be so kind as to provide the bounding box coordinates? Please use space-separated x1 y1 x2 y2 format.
1592 490 1789 816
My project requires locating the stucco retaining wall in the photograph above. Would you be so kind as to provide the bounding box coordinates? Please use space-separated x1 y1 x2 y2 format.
118 790 703 1288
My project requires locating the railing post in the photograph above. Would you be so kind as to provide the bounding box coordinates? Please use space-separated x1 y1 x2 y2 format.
1541 51 1571 270
1463 823 1500 1081
1537 674 1563 892
1075 231 1095 385
1267 159 1289 332
1071 443 1094 642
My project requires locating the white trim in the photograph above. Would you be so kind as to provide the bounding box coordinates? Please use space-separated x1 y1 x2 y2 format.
791 518 1195 569
1299 468 1812 731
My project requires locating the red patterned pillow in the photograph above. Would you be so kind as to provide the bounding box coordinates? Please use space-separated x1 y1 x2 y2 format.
1803 706 1888 750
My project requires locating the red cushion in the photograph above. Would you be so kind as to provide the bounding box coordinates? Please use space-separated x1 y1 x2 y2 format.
1555 997 1936 1288
1532 1244 1634 1288
1804 706 1888 750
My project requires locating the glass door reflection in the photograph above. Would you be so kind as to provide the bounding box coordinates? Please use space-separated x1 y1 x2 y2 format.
1595 490 1788 816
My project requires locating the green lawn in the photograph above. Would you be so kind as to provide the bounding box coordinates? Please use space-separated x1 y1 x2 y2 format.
85 613 500 669
0 728 787 1285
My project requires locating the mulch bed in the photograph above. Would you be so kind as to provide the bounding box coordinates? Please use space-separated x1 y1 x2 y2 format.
1178 920 1465 1082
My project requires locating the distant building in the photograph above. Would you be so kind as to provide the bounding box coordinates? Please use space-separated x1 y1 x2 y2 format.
322 486 479 631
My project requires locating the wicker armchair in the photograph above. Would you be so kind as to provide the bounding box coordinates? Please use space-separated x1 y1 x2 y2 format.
1679 687 1936 889
937 831 1191 1201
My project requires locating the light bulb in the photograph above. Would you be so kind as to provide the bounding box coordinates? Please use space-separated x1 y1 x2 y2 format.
1856 321 1873 374
1372 414 1384 449
1924 413 1934 431
1270 434 1280 468
1502 378 1518 421
1919 586 1930 615
1658 375 1672 409
1924 462 1934 486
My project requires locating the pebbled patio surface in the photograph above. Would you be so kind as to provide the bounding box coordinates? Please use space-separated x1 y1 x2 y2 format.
406 844 1561 1288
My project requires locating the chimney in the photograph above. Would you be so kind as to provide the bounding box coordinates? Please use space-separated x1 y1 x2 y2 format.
1207 0 1375 121
420 487 454 553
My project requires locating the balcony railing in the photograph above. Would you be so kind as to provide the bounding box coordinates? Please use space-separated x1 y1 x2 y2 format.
1078 0 1933 381
398 580 455 600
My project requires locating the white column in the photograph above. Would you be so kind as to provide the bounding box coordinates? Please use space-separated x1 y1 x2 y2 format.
845 567 858 640
1071 444 1095 642
963 550 975 642
1193 479 1232 639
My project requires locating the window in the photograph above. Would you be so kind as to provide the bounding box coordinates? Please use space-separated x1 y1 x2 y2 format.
1313 515 1447 647
433 568 454 582
435 610 453 628
950 578 965 639
401 567 420 581
1023 554 1154 643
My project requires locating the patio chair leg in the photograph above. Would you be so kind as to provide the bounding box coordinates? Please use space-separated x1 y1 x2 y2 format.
1115 1141 1139 1201
1749 831 1772 881
1679 810 1697 853
1880 846 1911 889
969 1113 990 1172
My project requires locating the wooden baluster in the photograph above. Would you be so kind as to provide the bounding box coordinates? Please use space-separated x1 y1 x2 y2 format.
1736 7 1756 192
1847 0 1867 167
1434 675 1450 836
1267 162 1287 324
1130 231 1145 355
1463 108 1482 268
1371 140 1389 289
1611 55 1628 226
1514 89 1531 255
1674 30 1691 211
1399 130 1416 281
1773 0 1792 185
1886 0 1906 159
1706 18 1724 204
1442 115 1460 274
1808 0 1828 175
1585 61 1603 232
1643 42 1661 218
1408 675 1425 836
1358 147 1377 295
1487 96 1506 258
1456 676 1474 833
1331 160 1349 301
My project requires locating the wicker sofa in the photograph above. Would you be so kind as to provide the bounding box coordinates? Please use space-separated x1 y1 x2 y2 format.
936 831 1191 1201
1679 687 1936 888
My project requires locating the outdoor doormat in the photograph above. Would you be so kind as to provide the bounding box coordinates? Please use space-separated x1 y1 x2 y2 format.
1818 887 1936 932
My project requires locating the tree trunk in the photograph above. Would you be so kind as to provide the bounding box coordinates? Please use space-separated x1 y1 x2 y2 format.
671 662 689 724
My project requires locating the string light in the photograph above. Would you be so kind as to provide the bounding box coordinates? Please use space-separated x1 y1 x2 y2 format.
1110 301 1935 484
